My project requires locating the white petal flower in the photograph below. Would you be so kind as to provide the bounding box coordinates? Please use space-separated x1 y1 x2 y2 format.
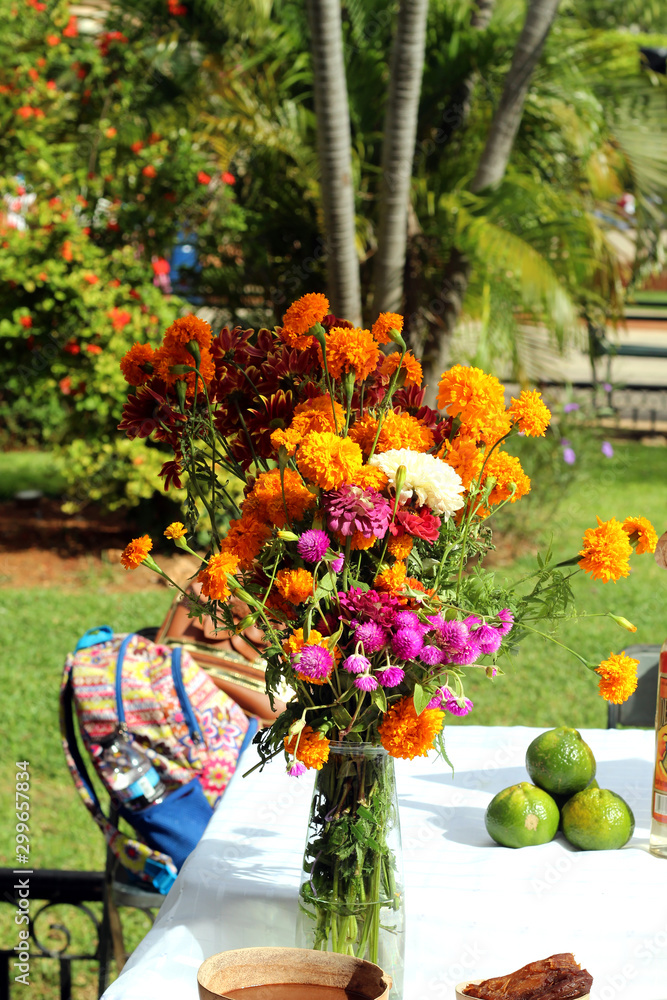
368 448 465 518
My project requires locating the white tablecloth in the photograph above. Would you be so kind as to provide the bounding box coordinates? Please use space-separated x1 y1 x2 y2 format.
102 726 667 1000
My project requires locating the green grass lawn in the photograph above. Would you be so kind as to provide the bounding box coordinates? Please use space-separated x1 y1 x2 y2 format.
0 451 66 499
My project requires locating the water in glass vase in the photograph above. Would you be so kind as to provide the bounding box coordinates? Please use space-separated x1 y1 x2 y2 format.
296 742 404 999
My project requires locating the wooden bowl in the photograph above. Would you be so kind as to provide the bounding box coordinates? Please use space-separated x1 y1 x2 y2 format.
198 946 392 1000
456 982 590 1000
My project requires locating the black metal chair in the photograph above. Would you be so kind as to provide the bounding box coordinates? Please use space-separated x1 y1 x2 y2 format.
607 644 660 728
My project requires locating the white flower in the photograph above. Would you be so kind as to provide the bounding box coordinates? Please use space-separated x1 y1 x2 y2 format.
368 448 465 518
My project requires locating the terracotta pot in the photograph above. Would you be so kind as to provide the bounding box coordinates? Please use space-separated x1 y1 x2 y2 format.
198 946 392 1000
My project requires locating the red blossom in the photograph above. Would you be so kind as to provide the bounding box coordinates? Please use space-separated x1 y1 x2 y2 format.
159 457 183 491
86 344 102 354
390 507 442 543
130 140 144 153
19 316 32 328
64 340 80 355
46 34 59 46
221 171 235 185
152 257 170 276
83 273 98 284
108 307 131 330
197 171 211 185
142 165 157 179
63 16 78 38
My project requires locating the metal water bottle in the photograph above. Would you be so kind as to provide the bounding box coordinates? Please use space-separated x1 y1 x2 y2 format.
97 730 166 811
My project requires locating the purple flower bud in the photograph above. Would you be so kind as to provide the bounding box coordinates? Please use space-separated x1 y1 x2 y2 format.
331 553 345 573
391 627 424 660
354 674 378 691
601 441 614 458
343 653 371 675
603 382 612 393
563 402 580 413
375 666 405 688
297 529 330 563
562 446 576 466
289 760 307 777
426 691 444 710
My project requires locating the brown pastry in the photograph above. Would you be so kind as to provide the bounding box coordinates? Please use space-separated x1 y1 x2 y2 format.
463 953 593 999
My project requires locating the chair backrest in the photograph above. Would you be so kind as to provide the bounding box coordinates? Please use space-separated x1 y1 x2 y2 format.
607 644 660 728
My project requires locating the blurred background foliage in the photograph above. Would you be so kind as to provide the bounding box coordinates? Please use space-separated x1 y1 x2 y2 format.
1 0 666 512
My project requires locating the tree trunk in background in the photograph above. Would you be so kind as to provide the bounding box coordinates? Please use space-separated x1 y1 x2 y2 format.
436 0 496 150
470 0 561 193
372 0 430 316
420 0 562 405
306 0 362 325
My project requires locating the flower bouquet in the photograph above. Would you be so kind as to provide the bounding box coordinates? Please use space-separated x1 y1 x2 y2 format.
118 294 657 989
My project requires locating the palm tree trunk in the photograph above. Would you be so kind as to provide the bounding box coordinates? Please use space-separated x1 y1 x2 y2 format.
420 0 562 404
470 0 561 193
372 0 430 316
306 0 362 325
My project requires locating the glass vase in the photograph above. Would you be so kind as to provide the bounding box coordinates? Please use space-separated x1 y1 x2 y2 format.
296 742 404 998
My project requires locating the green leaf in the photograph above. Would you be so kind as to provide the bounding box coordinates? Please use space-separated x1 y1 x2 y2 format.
413 683 432 716
370 685 387 713
356 804 375 823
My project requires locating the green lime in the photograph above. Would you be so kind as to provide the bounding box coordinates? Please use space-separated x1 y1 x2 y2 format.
485 782 560 848
526 727 596 796
561 787 634 850
553 777 599 817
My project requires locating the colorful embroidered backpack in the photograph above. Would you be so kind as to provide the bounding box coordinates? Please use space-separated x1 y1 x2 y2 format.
60 627 257 893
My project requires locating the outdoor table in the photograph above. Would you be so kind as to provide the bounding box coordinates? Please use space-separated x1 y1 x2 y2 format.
102 725 666 1000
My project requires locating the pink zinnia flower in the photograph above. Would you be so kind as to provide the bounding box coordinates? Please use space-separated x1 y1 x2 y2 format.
391 627 424 660
376 666 404 687
297 529 330 563
343 654 371 675
354 674 378 691
293 645 333 680
323 485 393 538
354 621 388 654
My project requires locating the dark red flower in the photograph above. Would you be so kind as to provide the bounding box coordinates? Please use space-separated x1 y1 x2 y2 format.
391 507 441 543
159 457 183 491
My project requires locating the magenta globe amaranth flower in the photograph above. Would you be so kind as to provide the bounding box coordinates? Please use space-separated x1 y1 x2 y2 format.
420 644 446 666
444 693 474 717
342 653 371 675
297 529 330 563
475 623 502 655
331 553 345 573
288 760 307 777
354 620 388 654
354 674 379 691
392 609 420 630
292 644 333 680
391 627 424 660
496 609 514 636
449 633 482 666
376 666 405 687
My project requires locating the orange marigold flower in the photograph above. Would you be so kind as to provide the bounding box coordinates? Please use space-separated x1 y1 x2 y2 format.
244 469 316 528
622 516 658 555
284 725 330 770
437 365 510 441
163 314 212 352
164 522 186 539
322 327 380 382
348 415 378 456
154 343 215 395
378 696 444 760
220 512 272 570
387 535 413 560
270 395 344 455
376 411 434 455
353 464 389 491
198 551 240 602
297 431 363 490
579 516 632 583
595 651 639 704
120 342 155 386
441 434 484 490
371 312 404 345
275 567 314 605
378 350 422 387
281 293 330 348
375 561 407 593
335 530 377 552
121 535 153 570
508 389 551 437
484 451 531 508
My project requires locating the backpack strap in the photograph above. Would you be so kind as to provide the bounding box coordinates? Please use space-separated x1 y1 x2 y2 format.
60 641 177 893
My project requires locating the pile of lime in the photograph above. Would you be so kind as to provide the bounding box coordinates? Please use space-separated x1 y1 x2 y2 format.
484 727 635 851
